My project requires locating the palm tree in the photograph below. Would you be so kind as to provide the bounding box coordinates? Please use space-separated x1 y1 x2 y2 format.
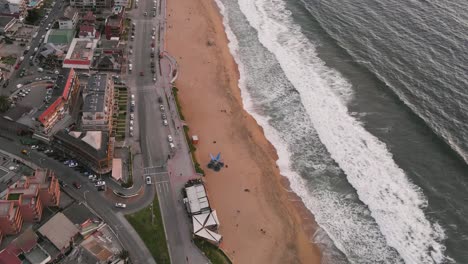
0 95 10 113
118 249 129 261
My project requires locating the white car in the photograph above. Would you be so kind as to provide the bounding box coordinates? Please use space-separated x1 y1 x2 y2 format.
69 162 78 168
115 203 126 208
167 135 173 142
153 76 156 82
159 104 164 111
151 36 155 40
130 113 134 120
129 126 134 131
169 142 175 149
131 100 135 106
31 145 39 150
146 176 152 185
163 119 168 126
95 181 106 186
130 120 134 125
131 94 135 99
88 175 97 181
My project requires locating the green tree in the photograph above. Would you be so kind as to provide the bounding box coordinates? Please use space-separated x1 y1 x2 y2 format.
25 9 40 25
0 95 10 113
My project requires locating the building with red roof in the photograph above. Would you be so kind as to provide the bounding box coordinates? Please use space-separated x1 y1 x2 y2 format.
62 38 98 69
37 68 80 135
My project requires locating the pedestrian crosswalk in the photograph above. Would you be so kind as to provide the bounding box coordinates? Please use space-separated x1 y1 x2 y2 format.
143 166 166 176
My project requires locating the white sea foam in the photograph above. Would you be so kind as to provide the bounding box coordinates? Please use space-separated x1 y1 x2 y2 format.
215 0 449 262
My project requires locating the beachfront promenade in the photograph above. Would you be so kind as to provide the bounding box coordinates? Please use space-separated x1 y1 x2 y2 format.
123 0 210 262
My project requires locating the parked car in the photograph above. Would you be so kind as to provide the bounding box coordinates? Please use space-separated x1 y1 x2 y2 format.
68 161 78 168
73 182 81 189
169 142 175 150
163 119 168 126
95 181 105 187
146 176 152 185
167 135 173 142
130 113 134 120
31 145 39 150
115 203 126 208
159 104 164 111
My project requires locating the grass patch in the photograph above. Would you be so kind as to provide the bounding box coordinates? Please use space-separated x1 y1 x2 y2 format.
194 238 231 264
125 196 170 264
172 87 185 121
121 148 133 188
1 56 17 65
184 126 205 175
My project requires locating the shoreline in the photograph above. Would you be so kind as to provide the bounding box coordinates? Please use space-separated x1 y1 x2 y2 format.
165 0 321 262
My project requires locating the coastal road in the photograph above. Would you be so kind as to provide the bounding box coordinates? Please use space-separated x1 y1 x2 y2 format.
0 135 156 264
126 0 210 262
3 0 65 95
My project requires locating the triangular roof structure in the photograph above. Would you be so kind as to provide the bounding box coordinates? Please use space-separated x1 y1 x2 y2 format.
192 210 222 243
205 210 219 227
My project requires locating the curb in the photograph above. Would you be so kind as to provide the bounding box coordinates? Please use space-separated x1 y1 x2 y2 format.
112 186 142 198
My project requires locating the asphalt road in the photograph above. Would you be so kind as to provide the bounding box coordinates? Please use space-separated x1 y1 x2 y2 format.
3 0 66 96
127 0 209 262
0 135 156 264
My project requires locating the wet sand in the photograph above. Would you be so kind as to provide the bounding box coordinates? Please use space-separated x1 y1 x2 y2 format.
165 0 321 262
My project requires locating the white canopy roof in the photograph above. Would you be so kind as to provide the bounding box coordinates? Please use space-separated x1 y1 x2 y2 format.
185 184 210 214
195 228 222 243
192 210 222 243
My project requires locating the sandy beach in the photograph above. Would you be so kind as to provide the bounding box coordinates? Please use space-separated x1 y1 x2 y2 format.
165 0 321 263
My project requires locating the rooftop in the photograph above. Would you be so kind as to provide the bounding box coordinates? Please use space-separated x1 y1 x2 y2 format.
37 68 74 125
63 38 98 69
0 201 11 216
185 184 210 214
54 130 110 161
83 74 109 113
38 213 79 251
24 245 51 264
46 29 74 45
0 15 14 28
0 249 21 264
106 15 122 27
63 202 100 226
10 227 38 253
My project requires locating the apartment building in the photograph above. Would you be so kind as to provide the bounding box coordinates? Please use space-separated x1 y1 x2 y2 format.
81 73 114 132
37 68 80 135
7 178 44 222
70 0 111 10
29 168 61 207
0 201 23 235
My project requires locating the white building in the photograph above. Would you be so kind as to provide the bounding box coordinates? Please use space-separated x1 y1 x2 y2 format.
58 9 78 30
113 0 127 7
81 74 114 131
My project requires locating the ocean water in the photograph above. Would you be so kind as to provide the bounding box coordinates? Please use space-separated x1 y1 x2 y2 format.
214 0 468 263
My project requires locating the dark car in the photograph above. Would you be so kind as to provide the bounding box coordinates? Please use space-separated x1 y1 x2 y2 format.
59 180 67 187
140 71 144 76
73 181 81 189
